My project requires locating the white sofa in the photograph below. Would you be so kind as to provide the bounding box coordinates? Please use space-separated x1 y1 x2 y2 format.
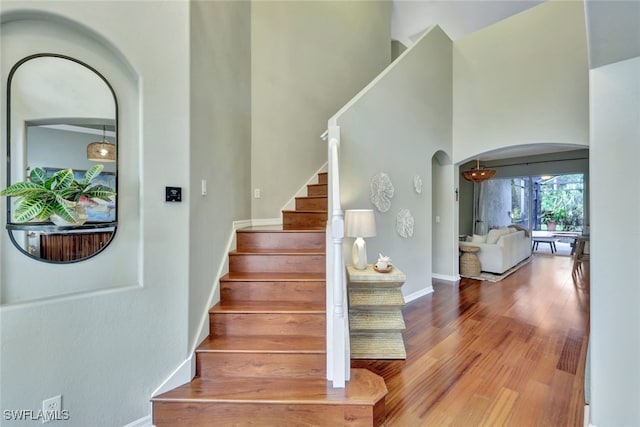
459 227 532 274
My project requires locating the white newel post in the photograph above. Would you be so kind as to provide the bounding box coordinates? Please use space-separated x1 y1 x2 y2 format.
325 125 349 387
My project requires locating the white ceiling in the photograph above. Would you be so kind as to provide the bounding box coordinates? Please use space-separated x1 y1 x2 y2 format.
392 0 545 46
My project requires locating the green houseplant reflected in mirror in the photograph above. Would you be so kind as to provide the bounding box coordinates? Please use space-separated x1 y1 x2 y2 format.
1 164 116 226
5 53 118 263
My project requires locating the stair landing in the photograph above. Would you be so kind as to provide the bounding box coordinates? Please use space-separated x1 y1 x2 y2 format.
153 368 387 426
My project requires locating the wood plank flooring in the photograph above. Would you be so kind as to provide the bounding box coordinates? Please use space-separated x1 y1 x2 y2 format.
353 254 589 426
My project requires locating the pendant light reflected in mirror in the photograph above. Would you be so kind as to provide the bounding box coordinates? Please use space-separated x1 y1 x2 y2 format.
87 125 116 162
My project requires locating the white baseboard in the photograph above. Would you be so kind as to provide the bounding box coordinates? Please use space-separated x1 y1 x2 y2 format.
432 273 460 282
404 286 433 303
584 405 594 427
248 218 282 227
123 414 153 427
152 354 194 397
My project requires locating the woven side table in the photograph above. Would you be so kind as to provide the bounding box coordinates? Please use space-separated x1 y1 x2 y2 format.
460 245 481 276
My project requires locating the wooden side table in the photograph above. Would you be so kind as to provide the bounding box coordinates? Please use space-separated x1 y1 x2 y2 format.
460 245 481 276
346 264 406 359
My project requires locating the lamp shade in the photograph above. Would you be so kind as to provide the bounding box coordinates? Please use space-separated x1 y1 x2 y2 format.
344 209 376 238
87 125 116 162
87 140 116 162
461 159 496 183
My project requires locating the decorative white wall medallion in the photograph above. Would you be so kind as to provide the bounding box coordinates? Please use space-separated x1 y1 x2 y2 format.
396 208 414 238
413 175 423 194
370 172 394 212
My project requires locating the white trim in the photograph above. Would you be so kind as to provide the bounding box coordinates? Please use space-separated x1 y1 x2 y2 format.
123 414 153 427
281 162 328 212
152 354 194 397
248 217 282 227
584 405 594 427
404 286 434 303
432 273 460 282
234 219 253 229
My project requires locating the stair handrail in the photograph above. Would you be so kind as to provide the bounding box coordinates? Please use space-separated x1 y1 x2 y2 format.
325 124 349 388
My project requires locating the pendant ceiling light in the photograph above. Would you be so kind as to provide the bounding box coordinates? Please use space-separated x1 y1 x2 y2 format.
87 126 116 162
461 159 496 182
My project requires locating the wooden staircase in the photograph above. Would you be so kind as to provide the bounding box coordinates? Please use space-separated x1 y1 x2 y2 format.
152 172 387 426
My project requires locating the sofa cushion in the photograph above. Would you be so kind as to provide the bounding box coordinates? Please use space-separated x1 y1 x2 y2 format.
471 234 487 243
486 228 504 244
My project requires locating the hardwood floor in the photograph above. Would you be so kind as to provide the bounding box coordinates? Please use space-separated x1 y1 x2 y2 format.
353 254 590 426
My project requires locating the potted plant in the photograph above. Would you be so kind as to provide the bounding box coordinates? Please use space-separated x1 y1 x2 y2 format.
0 164 116 225
541 210 556 231
553 209 566 231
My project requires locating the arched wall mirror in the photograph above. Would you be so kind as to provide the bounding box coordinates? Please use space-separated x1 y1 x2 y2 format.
4 54 118 263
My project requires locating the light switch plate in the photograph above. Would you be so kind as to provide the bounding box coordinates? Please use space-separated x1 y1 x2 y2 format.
165 187 182 202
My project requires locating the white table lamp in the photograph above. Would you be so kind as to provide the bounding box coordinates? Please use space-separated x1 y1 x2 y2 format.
344 209 376 270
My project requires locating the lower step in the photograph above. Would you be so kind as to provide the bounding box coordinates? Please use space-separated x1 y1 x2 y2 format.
196 334 326 379
197 351 326 379
282 210 327 229
296 196 328 211
229 252 326 274
153 369 387 426
220 279 325 303
210 311 325 337
351 333 406 359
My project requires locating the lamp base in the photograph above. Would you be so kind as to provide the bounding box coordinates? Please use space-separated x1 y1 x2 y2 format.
352 237 367 270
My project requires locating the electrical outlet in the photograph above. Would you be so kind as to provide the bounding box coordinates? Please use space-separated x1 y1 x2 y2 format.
42 395 61 423
254 188 261 199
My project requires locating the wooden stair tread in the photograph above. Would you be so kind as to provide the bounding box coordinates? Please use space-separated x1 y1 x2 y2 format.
350 310 406 331
349 288 405 308
221 272 325 281
212 301 324 313
197 335 325 353
351 333 407 359
153 369 386 405
231 248 325 254
237 227 325 233
282 210 327 215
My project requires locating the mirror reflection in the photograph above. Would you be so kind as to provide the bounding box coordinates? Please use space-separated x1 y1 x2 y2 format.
4 54 118 263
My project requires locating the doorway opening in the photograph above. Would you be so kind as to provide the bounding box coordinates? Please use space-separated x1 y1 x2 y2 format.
474 173 585 255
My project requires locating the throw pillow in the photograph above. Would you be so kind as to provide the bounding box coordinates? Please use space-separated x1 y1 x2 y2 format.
486 228 505 244
471 234 487 243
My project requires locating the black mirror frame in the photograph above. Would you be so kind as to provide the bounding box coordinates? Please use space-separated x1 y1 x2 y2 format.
5 53 119 263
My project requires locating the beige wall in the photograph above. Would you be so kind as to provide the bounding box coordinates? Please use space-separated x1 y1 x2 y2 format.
452 1 589 164
251 1 392 218
335 26 454 297
189 0 252 354
0 2 191 425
